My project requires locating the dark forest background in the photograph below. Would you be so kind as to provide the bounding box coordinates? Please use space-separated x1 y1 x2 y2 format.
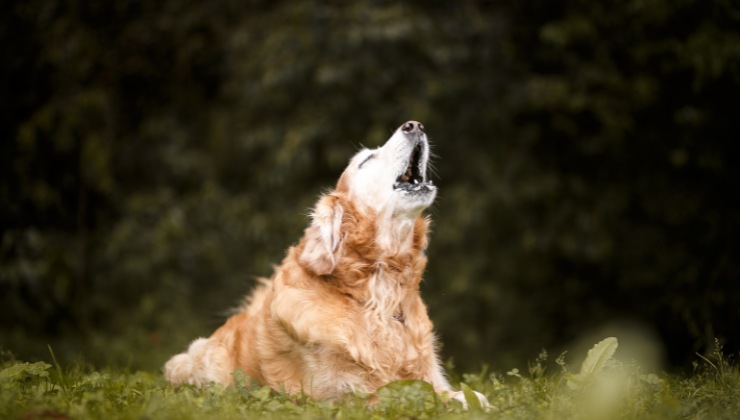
2 0 739 373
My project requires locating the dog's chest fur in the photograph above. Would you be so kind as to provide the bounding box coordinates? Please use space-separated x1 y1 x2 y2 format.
359 269 434 376
261 211 435 397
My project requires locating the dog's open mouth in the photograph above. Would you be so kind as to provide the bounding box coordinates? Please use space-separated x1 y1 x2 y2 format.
393 142 434 193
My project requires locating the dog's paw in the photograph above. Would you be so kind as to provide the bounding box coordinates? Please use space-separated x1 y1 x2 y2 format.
449 389 491 411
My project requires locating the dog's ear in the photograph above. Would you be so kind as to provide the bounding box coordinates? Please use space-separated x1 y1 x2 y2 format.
300 195 344 276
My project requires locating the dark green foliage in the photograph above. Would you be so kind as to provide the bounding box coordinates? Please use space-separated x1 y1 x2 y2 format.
1 0 739 371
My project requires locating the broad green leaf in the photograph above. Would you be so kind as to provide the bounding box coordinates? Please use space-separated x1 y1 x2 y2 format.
375 380 440 413
376 379 437 397
580 337 618 376
252 385 272 401
460 382 482 412
567 337 618 390
0 362 52 383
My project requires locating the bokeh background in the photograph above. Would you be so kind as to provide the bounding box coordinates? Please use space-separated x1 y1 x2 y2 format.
2 0 738 373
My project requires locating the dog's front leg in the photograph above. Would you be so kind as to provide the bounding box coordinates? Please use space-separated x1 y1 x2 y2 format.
405 305 489 410
423 351 490 410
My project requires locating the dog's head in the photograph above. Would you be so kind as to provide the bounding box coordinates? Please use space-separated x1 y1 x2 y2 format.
338 120 437 217
299 121 436 276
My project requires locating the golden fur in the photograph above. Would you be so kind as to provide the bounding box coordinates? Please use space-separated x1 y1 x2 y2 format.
164 122 488 407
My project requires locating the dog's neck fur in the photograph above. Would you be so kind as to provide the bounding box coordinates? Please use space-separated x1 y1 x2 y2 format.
297 192 429 309
325 193 431 376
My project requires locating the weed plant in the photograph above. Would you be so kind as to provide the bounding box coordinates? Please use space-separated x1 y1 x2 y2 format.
1 339 738 419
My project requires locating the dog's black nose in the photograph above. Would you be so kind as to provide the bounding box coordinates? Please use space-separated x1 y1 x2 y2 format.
401 121 424 134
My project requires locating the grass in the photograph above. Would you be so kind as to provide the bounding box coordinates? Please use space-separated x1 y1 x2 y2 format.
1 339 738 419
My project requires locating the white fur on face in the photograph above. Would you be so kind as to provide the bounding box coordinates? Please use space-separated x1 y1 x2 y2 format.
343 126 437 219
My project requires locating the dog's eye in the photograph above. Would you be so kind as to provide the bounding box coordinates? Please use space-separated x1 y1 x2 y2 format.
358 154 375 169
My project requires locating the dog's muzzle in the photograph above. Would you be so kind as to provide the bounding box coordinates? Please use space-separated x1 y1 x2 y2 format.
393 121 435 195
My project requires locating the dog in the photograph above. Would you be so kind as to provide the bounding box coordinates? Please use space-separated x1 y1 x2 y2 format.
164 121 489 408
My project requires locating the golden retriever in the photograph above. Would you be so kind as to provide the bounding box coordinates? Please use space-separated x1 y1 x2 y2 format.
164 121 489 408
